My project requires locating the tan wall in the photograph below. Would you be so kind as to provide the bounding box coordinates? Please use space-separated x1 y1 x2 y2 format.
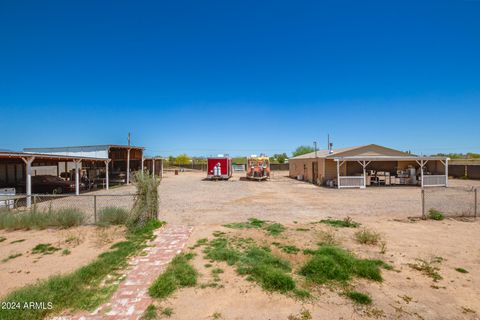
324 159 346 180
289 158 325 183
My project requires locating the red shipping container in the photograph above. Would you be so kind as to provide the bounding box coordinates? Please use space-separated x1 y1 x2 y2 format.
207 157 232 180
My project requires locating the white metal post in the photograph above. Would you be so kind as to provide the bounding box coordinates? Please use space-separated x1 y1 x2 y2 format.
420 160 424 188
161 159 164 178
362 161 366 189
75 160 81 195
126 148 131 185
152 158 156 176
21 157 35 208
105 160 110 190
445 158 449 187
336 160 340 189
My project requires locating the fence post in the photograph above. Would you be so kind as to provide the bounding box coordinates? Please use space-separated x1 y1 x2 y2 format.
475 188 478 219
93 195 97 224
421 189 426 219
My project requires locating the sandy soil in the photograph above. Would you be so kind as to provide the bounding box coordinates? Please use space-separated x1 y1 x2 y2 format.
152 171 480 320
0 225 126 298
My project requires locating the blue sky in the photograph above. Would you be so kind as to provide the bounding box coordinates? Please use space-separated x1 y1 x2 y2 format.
1 0 479 157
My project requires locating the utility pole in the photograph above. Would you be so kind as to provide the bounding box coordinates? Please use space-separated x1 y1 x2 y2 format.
128 132 131 146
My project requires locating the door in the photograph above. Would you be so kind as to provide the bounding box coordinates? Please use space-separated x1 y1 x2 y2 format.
312 162 318 184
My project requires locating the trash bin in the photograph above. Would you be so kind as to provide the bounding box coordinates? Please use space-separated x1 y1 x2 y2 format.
175 170 179 175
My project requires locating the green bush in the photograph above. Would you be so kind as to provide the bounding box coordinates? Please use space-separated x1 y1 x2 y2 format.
428 209 445 221
97 207 129 226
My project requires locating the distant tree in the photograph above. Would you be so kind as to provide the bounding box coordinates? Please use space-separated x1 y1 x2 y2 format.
175 154 191 165
292 145 315 157
167 156 176 165
430 153 480 159
232 157 246 164
270 153 288 164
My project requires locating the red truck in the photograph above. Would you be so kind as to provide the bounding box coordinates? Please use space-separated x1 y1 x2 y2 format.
207 157 232 180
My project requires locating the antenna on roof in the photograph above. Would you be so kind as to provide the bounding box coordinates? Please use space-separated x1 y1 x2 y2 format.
128 132 131 146
328 134 333 154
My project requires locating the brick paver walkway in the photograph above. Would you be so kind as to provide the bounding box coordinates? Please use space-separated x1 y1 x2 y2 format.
67 224 192 320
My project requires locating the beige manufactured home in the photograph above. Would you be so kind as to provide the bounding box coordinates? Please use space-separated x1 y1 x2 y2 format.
289 144 449 188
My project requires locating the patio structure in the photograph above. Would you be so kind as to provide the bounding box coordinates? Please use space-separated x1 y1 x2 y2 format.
289 144 449 189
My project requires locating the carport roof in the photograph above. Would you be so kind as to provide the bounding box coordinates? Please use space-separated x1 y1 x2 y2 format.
0 151 107 162
332 155 449 161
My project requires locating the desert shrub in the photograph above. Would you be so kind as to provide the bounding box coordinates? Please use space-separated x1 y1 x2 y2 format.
354 229 381 245
318 217 360 228
299 245 386 284
428 209 445 221
346 291 372 305
97 207 129 226
128 172 160 230
149 254 197 299
32 243 61 255
408 258 443 281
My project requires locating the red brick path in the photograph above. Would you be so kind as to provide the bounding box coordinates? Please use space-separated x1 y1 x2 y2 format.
64 224 192 320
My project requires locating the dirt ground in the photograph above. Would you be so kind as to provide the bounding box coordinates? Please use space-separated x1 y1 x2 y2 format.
153 171 480 320
0 225 126 298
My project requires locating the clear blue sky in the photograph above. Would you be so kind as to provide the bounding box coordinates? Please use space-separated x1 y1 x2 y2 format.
1 0 479 157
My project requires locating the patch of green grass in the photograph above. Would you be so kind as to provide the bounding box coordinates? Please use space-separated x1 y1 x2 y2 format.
97 207 129 226
455 267 468 274
408 258 443 282
149 253 198 299
265 223 286 236
224 218 285 236
142 304 157 320
318 217 360 228
204 263 212 268
212 268 224 274
0 207 86 230
0 219 164 320
161 307 174 317
204 236 296 293
10 239 26 244
62 249 71 256
31 243 61 255
0 236 6 242
295 228 310 232
299 245 387 284
346 291 372 305
428 209 445 221
1 253 22 263
273 243 300 254
293 288 311 299
354 229 381 245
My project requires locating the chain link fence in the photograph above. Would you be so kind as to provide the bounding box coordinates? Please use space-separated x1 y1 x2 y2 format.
0 193 136 224
422 187 478 218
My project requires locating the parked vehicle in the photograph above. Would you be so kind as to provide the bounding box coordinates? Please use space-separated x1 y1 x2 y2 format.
16 175 84 194
207 157 232 180
246 156 270 181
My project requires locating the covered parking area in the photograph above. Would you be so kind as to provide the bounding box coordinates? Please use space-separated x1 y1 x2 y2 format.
0 151 107 207
333 155 449 189
24 145 145 185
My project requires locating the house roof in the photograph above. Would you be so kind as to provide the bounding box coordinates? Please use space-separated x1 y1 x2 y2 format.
290 145 368 159
290 144 413 160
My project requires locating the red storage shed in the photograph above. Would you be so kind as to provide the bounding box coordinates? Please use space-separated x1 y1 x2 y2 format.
207 157 232 180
